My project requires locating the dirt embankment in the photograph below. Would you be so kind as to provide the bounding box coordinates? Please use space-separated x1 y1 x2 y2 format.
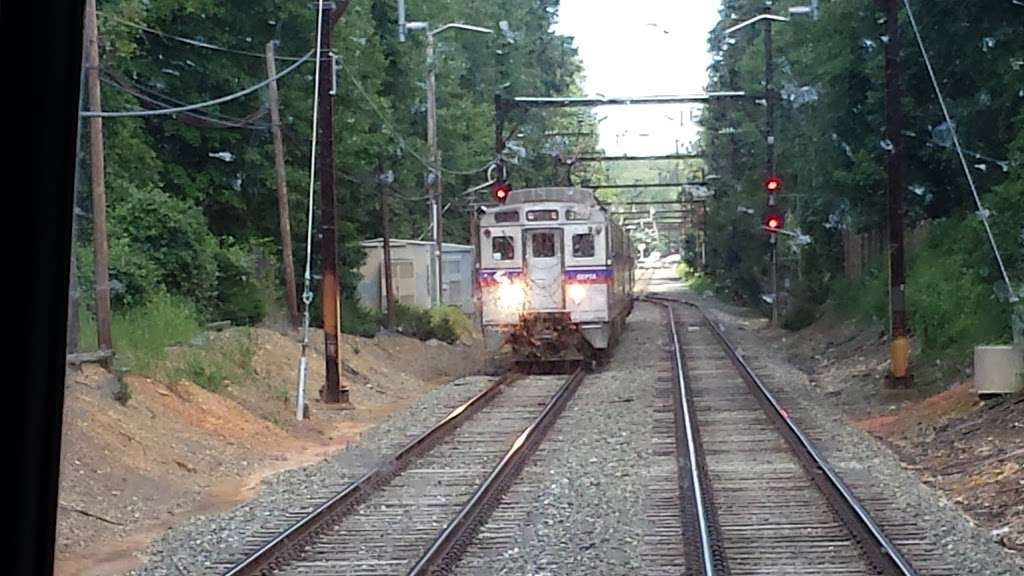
54 327 484 576
783 312 1023 554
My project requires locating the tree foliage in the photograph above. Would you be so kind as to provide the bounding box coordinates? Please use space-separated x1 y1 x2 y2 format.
80 0 594 326
701 0 1023 342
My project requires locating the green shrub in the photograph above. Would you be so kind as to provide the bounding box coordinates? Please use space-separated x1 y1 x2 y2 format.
430 306 472 342
213 238 278 325
782 302 819 331
107 184 220 311
688 273 715 295
341 298 382 338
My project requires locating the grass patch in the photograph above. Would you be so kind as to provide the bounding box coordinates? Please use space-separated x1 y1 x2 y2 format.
78 293 202 374
166 328 256 392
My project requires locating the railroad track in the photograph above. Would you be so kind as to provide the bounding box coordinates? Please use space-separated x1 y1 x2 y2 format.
221 366 585 576
651 294 928 576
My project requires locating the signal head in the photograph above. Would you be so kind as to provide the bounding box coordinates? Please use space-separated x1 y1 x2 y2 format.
763 175 782 193
762 211 784 232
492 181 511 204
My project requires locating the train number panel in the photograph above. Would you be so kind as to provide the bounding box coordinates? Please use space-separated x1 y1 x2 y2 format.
477 187 635 361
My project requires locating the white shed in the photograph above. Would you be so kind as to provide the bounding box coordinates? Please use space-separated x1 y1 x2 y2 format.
357 239 475 314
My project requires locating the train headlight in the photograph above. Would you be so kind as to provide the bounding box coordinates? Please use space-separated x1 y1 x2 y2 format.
496 279 526 310
567 283 587 304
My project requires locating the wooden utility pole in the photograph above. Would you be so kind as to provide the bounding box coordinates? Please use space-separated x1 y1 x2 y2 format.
265 40 300 328
425 32 444 307
317 0 351 405
84 0 113 366
379 172 396 329
882 0 911 386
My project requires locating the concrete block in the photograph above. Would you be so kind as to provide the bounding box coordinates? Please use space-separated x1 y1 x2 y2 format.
974 345 1024 395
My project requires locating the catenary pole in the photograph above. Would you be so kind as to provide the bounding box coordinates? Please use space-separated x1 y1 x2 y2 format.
265 41 300 328
883 0 911 384
318 0 351 405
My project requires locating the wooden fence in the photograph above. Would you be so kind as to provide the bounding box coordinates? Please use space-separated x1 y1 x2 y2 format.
843 221 930 280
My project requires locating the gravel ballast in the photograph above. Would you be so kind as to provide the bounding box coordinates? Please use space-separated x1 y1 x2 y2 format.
685 289 1024 576
452 301 677 575
130 375 494 576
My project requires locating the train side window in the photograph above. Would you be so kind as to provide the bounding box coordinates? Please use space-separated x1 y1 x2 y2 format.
531 233 555 258
492 236 515 261
572 233 595 258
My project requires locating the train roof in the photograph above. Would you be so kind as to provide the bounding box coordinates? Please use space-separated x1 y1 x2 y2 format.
504 187 599 206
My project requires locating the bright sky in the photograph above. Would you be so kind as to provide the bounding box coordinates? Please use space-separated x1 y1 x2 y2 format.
553 0 722 156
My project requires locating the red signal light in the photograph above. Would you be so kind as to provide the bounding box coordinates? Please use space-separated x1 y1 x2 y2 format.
763 175 782 193
493 182 511 203
763 212 784 232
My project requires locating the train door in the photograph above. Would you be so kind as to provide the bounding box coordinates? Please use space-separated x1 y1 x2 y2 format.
524 229 563 311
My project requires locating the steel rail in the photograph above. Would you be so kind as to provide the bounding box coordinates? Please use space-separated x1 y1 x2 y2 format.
407 366 586 575
665 303 717 576
222 372 520 576
647 294 918 576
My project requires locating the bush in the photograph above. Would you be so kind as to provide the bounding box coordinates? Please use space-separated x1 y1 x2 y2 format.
213 238 278 325
782 302 819 331
828 213 1016 362
428 306 471 344
341 298 383 338
106 184 220 311
387 304 463 344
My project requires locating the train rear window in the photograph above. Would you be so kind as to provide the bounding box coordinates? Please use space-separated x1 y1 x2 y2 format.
494 210 519 223
526 209 559 222
492 236 515 261
573 233 595 257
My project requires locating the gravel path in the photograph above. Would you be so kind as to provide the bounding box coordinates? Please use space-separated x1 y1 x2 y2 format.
452 301 677 575
681 287 1024 576
131 375 494 576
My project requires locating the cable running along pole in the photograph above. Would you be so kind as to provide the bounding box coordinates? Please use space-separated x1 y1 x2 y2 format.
296 2 329 420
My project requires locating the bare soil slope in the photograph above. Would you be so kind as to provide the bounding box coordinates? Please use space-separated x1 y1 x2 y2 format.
55 327 484 576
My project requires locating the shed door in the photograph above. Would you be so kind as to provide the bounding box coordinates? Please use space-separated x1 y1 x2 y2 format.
525 229 563 311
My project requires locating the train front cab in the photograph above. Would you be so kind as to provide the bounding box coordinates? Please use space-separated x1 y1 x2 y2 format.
478 203 619 357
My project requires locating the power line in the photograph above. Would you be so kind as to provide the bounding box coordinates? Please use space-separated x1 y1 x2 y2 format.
98 11 307 61
100 72 271 129
81 49 314 118
340 62 495 177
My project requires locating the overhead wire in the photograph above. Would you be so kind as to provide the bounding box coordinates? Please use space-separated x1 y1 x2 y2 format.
98 11 308 61
902 0 1017 302
81 49 314 118
340 62 496 177
99 72 272 129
